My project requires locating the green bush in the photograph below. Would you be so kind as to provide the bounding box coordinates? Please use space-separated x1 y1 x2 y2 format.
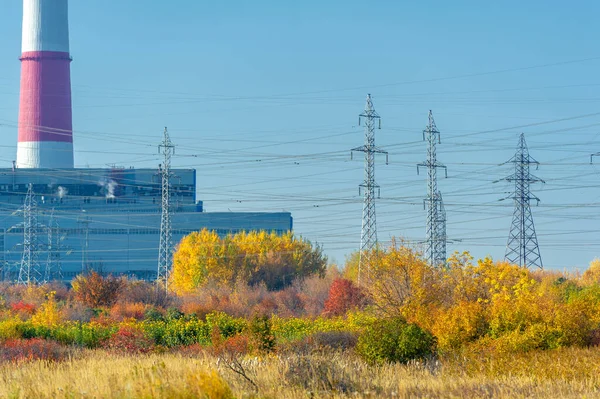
166 307 184 321
141 317 222 347
144 307 164 322
9 320 115 348
356 317 435 365
271 316 315 342
205 312 246 339
248 315 275 353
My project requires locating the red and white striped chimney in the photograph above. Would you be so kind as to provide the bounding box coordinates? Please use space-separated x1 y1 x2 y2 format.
17 0 74 169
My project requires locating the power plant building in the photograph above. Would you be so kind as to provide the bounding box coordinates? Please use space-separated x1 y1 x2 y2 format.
0 168 292 281
0 1 293 282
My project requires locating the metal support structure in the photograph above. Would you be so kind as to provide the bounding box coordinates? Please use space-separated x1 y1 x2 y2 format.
78 213 91 274
157 127 175 291
45 210 63 282
18 184 42 285
502 133 544 269
351 94 388 284
417 110 448 267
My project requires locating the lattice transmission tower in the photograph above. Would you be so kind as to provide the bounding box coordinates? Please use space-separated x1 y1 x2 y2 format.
351 94 388 283
502 133 544 269
45 210 64 282
77 213 91 274
157 127 175 291
417 111 448 267
18 184 43 285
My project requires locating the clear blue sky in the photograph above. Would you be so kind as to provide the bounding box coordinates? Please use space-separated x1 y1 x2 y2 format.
1 0 600 270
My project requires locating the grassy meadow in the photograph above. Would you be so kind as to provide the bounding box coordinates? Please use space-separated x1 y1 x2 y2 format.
1 347 600 398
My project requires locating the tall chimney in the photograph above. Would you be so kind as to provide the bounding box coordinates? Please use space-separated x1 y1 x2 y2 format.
17 0 74 169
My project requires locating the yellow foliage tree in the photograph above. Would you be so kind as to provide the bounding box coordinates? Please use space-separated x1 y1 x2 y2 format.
367 239 441 322
31 291 63 327
581 258 600 286
170 229 327 294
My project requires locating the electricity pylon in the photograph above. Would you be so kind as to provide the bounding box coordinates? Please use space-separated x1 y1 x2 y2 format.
45 210 64 282
157 127 175 291
502 133 544 269
78 213 91 274
417 110 448 267
351 94 388 284
18 184 43 285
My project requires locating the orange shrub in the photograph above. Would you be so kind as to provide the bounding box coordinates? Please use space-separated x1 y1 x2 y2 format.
10 301 36 318
109 302 148 321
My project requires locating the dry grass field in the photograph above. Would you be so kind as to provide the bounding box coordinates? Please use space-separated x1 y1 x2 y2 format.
1 347 600 398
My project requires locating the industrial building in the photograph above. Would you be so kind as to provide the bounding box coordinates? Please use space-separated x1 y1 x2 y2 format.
1 1 292 282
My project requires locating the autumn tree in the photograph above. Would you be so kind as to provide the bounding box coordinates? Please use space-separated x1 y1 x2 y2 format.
342 252 359 283
72 272 124 308
170 230 327 294
363 239 440 319
581 258 600 286
323 278 366 316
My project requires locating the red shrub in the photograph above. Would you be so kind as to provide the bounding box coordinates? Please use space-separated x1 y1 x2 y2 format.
105 325 154 354
0 339 70 362
323 278 366 316
10 301 36 316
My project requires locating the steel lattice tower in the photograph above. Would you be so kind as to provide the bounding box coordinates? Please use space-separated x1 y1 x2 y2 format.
157 127 175 291
18 184 42 285
77 213 91 274
503 133 544 269
417 111 448 267
45 210 63 282
351 94 388 283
